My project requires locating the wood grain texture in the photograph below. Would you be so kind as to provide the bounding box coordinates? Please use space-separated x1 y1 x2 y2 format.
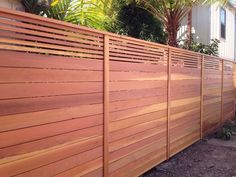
0 8 235 177
0 9 104 175
170 51 201 156
203 56 223 136
108 36 168 176
104 34 109 177
222 61 235 121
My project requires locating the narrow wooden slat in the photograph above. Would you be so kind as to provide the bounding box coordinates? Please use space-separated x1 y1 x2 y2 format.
14 146 103 177
110 102 167 123
0 115 103 148
110 60 167 73
110 112 167 132
0 10 104 38
54 157 103 177
0 105 103 132
0 125 103 159
0 18 103 42
109 127 166 153
0 20 103 45
110 95 166 113
0 137 103 177
109 139 166 173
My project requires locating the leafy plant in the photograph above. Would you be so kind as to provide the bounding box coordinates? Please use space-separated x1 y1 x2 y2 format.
34 0 119 30
218 127 232 140
22 0 58 15
216 120 236 141
180 37 220 56
112 0 167 44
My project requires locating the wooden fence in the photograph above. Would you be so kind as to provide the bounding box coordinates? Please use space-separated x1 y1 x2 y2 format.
0 8 235 177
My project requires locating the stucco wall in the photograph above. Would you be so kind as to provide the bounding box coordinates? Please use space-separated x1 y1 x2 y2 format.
0 0 24 11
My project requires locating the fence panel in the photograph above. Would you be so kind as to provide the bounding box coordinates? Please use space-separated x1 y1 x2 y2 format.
170 50 201 156
108 36 168 177
202 56 222 136
0 8 104 177
223 61 235 121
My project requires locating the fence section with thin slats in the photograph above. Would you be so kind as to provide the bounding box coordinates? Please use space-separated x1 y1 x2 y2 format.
203 56 222 136
0 8 104 177
223 61 235 121
108 36 168 177
170 50 201 156
0 8 235 177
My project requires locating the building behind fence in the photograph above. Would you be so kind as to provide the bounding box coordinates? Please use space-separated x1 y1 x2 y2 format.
0 8 235 177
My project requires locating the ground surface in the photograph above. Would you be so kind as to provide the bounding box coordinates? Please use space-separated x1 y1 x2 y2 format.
141 126 236 177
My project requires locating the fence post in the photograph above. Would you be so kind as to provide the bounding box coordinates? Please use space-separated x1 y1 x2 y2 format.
167 48 171 159
234 63 236 117
200 55 204 139
104 34 109 177
221 60 224 126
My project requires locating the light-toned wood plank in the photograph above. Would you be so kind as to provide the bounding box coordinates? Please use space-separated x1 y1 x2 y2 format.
167 48 171 159
103 34 109 177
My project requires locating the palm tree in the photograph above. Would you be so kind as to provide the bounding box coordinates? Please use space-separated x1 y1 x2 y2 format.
23 0 119 30
22 0 58 14
138 0 228 47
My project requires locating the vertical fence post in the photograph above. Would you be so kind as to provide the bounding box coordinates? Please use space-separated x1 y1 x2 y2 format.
234 63 236 117
167 48 171 159
221 60 224 126
200 55 204 139
104 34 109 177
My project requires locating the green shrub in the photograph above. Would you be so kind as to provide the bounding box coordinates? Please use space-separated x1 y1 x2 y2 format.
219 127 232 140
180 36 220 56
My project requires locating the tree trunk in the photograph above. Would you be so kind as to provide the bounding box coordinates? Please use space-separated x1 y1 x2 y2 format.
187 9 192 49
166 17 179 47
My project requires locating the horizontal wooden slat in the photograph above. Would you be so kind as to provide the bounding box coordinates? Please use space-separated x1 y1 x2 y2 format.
0 104 103 132
0 82 103 99
0 137 103 177
0 125 103 159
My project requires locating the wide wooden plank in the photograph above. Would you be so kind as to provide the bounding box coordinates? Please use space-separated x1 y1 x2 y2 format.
0 82 103 99
0 51 103 70
0 68 103 83
0 93 103 116
0 104 103 132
